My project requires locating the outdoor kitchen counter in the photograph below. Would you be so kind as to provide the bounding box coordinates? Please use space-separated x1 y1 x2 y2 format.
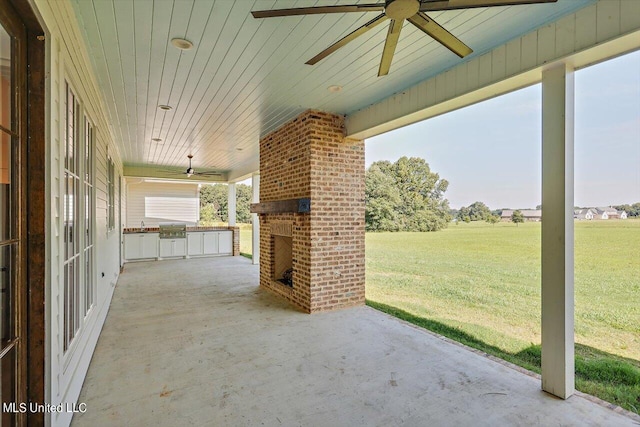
123 226 240 259
123 226 236 234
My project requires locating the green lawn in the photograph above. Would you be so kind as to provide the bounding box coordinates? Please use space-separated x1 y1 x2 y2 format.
239 225 252 256
366 220 640 414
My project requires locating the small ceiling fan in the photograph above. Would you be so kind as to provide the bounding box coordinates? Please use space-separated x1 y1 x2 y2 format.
161 155 222 178
252 0 557 76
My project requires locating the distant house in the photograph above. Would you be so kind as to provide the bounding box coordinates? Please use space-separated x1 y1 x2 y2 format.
501 209 542 222
595 207 621 220
574 208 595 220
574 207 627 220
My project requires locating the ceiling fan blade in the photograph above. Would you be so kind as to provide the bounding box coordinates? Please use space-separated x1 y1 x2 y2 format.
419 0 557 12
378 19 404 77
156 168 186 173
252 3 385 19
158 172 188 176
194 171 222 177
306 14 389 65
408 12 472 58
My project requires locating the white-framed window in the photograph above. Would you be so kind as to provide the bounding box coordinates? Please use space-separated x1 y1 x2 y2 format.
63 82 80 352
62 81 96 353
83 116 95 314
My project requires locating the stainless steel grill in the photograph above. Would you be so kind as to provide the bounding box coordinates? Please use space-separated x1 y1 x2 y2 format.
158 223 187 239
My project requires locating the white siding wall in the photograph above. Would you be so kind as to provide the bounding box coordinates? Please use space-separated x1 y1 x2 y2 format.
125 181 200 228
33 0 124 425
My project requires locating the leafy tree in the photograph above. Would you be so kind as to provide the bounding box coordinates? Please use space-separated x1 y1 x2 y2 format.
200 184 227 208
486 214 500 225
457 201 492 222
511 210 525 226
365 157 451 232
456 206 471 223
199 203 222 224
235 184 253 223
199 183 253 224
365 162 401 232
199 184 227 224
467 201 492 221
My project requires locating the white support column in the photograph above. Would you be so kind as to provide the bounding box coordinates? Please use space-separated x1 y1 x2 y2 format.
541 63 575 399
251 173 260 265
227 183 236 227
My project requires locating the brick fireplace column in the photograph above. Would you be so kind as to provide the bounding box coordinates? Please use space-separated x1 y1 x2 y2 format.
256 110 365 313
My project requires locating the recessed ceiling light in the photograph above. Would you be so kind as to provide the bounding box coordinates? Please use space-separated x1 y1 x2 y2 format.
158 105 172 111
327 85 342 93
171 38 193 50
151 138 162 142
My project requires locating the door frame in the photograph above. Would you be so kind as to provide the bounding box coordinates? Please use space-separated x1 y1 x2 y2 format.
1 0 45 425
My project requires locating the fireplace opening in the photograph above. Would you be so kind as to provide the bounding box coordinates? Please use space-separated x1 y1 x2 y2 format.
273 235 293 287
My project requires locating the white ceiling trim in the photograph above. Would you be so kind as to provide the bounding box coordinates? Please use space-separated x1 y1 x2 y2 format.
346 0 640 140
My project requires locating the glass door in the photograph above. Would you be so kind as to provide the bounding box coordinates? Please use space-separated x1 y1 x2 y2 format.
0 5 26 426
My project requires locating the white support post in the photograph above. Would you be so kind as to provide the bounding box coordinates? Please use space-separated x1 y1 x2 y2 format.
196 184 201 225
228 183 236 227
541 63 575 399
251 174 260 265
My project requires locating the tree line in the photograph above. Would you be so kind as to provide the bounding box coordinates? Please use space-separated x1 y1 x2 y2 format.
199 183 252 224
451 201 501 224
198 164 639 229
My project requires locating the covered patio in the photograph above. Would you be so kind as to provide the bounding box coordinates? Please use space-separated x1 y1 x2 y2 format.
3 0 638 425
72 257 635 426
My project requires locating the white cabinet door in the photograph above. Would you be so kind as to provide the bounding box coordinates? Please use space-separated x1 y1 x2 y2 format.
125 234 158 259
187 233 203 255
124 234 142 259
218 231 233 254
141 234 159 258
160 239 186 257
173 239 186 256
202 232 219 255
159 240 172 258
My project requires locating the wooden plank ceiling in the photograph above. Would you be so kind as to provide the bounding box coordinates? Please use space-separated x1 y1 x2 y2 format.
71 0 592 180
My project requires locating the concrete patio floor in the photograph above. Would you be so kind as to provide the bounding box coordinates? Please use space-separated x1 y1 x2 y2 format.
72 256 637 427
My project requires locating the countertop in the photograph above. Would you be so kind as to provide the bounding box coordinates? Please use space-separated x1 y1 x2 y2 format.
123 226 236 234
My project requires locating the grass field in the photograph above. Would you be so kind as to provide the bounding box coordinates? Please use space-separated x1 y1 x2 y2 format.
239 224 252 256
366 219 640 414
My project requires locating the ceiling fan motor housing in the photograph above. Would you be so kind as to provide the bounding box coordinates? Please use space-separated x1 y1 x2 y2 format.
385 0 420 20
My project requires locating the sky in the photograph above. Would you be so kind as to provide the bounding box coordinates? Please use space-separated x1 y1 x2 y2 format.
365 50 640 210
